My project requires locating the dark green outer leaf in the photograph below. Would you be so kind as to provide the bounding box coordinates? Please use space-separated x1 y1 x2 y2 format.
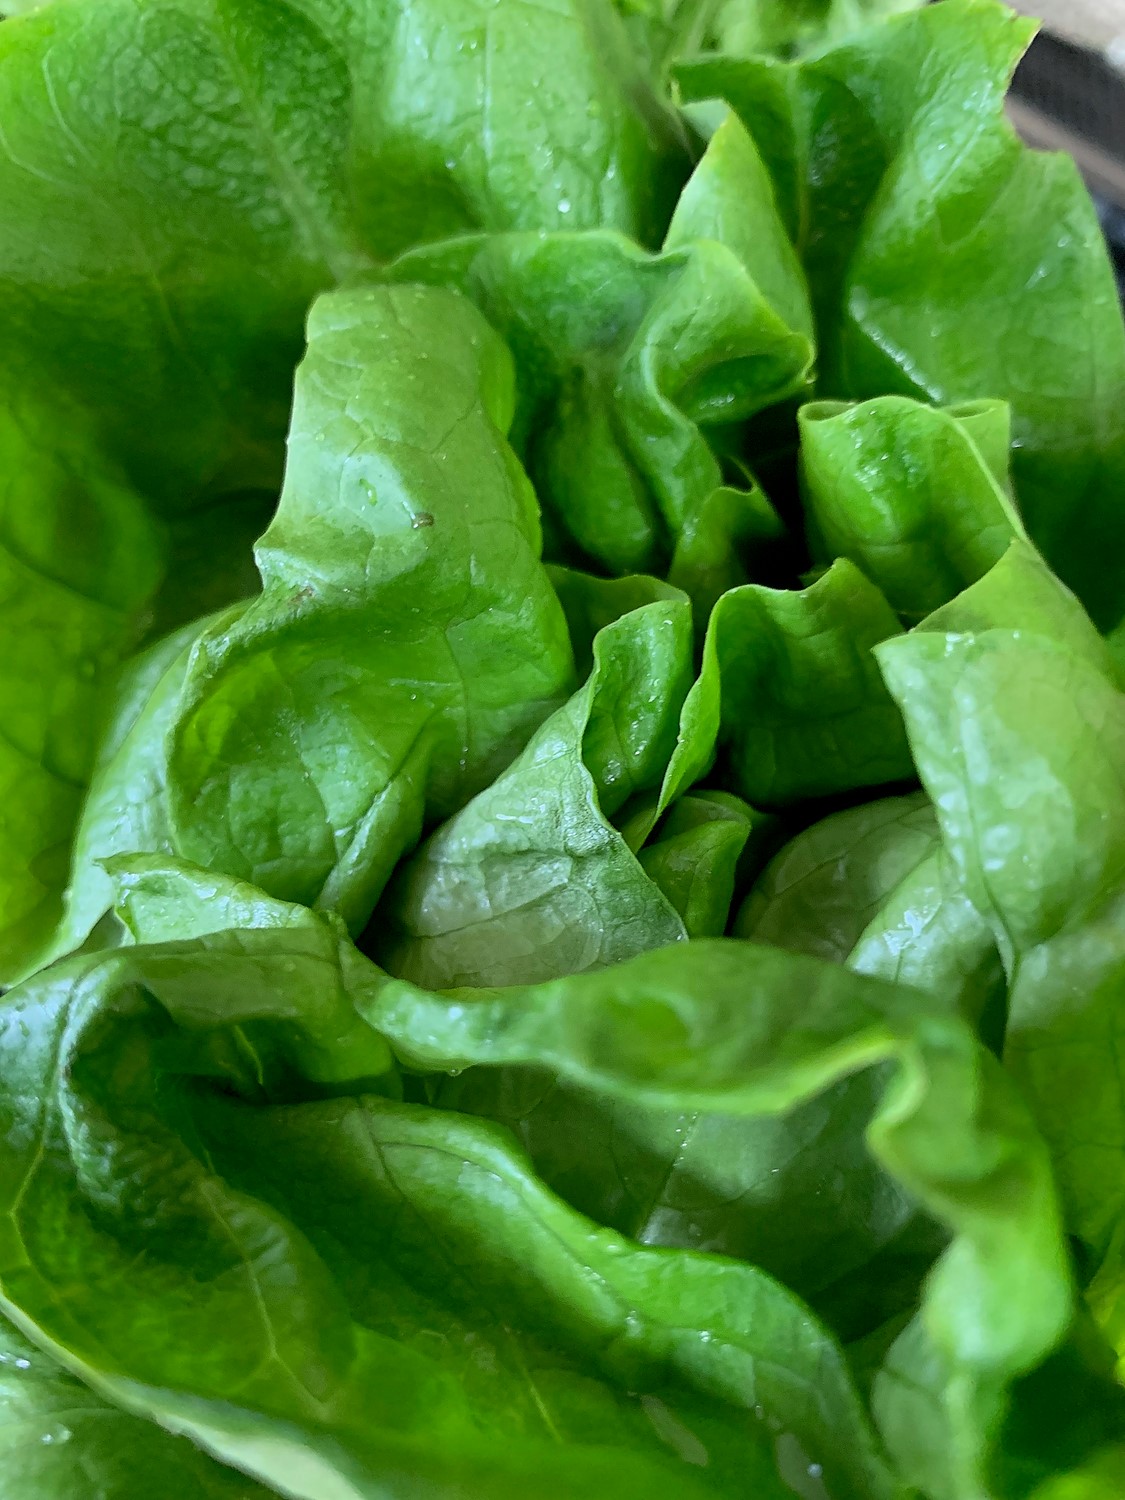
368 941 1071 1386
0 1314 273 1500
0 0 681 506
110 861 1074 1494
366 934 1071 1500
0 927 893 1500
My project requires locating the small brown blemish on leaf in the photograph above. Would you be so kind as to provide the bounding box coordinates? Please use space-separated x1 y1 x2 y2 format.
412 511 435 529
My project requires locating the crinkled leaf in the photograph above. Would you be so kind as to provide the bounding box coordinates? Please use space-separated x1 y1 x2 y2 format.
386 113 811 587
368 936 1072 1497
667 480 786 627
0 929 892 1500
799 396 1023 620
679 0 1125 627
681 557 913 807
372 586 689 989
55 284 575 944
0 0 685 981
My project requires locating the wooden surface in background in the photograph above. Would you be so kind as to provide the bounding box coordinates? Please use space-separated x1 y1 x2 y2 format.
1012 1 1125 51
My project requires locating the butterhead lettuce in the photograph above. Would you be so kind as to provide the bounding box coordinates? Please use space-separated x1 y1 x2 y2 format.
1 1 1125 1497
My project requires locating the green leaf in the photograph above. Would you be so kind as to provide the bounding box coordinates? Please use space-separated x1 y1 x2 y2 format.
874 1313 1125 1500
989 1317 1125 1499
736 792 940 962
868 547 1125 1480
111 854 906 1334
849 848 1004 1035
0 1314 273 1500
373 585 690 989
917 539 1119 670
1028 1450 1125 1500
61 284 574 940
877 619 1125 970
1004 890 1125 1259
386 112 812 586
638 790 765 937
2 3 1122 1494
679 0 1125 628
368 937 1071 1494
663 109 812 344
45 611 242 966
297 0 691 257
620 0 926 79
666 480 786 628
0 0 679 500
0 0 685 982
547 565 687 670
872 544 1125 1000
0 398 165 981
737 791 1003 1025
1088 1227 1125 1387
685 557 913 806
705 0 924 61
0 932 891 1500
439 1050 921 1321
799 396 1023 620
143 490 273 643
110 852 325 947
443 799 959 1323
